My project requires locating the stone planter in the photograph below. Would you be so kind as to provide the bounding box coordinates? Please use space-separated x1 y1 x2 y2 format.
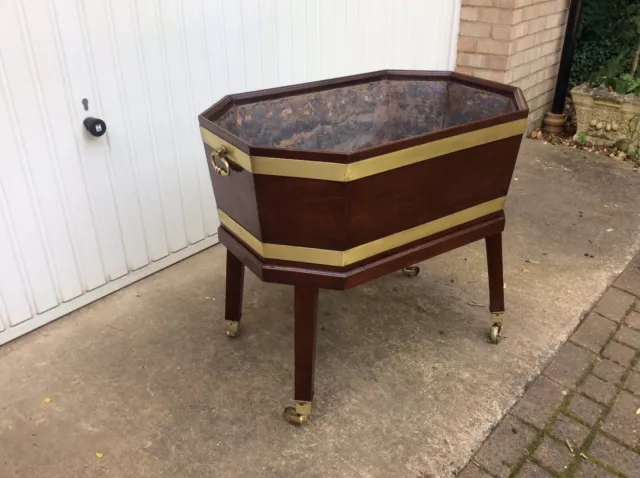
571 83 640 152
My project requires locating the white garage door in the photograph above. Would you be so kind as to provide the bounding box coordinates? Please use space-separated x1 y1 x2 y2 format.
0 0 460 345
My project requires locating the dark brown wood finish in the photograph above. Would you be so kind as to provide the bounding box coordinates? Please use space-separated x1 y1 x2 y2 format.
225 250 245 322
199 70 528 420
485 233 505 313
218 211 505 290
204 144 262 240
293 286 319 403
254 176 347 250
250 136 519 250
345 136 520 247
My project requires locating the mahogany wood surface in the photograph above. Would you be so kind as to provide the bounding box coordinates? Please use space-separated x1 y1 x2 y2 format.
218 212 505 290
204 70 524 415
294 286 319 402
485 233 505 313
254 176 347 250
224 250 245 323
227 136 521 250
345 136 520 247
204 143 262 240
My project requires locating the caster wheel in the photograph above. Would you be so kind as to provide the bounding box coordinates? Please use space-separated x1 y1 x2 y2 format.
225 320 239 338
490 324 502 344
402 266 420 277
283 406 309 425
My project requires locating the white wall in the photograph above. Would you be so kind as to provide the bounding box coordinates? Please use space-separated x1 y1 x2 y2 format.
0 0 460 344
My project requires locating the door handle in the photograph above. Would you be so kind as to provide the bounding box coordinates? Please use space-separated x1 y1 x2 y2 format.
83 117 107 137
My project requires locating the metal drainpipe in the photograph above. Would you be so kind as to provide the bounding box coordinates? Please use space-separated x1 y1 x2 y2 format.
543 0 584 133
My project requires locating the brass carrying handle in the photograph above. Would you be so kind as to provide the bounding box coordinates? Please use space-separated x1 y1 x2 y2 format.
210 146 231 177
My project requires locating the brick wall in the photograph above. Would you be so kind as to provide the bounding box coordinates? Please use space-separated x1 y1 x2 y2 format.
456 0 570 130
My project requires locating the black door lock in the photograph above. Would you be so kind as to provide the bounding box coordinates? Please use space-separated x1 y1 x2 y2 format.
83 117 107 137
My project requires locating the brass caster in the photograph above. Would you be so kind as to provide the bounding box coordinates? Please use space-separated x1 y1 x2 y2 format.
283 401 311 425
225 320 239 338
402 266 420 277
490 324 502 344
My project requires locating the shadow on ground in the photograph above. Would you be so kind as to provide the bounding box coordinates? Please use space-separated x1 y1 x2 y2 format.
1 140 640 477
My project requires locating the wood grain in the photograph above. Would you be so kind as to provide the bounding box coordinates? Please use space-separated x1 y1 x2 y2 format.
218 212 505 290
224 249 245 322
204 143 262 240
294 285 319 402
485 233 505 313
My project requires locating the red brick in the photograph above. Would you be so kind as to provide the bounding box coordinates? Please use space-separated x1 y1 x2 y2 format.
603 341 636 366
600 391 640 447
533 436 573 474
477 38 511 55
615 326 640 349
527 89 554 110
473 69 508 82
461 7 480 22
512 63 532 82
459 21 493 38
510 21 530 40
593 288 635 322
478 7 516 24
546 11 567 28
511 73 537 92
574 460 617 477
474 415 538 477
527 17 548 34
456 66 476 76
494 0 517 7
522 4 542 21
588 434 640 477
624 370 640 395
462 0 493 5
592 359 626 384
458 53 509 71
567 394 603 425
544 342 595 387
570 314 616 353
459 36 478 53
550 414 590 448
515 34 536 53
580 375 616 405
540 0 565 15
540 39 562 56
492 25 512 41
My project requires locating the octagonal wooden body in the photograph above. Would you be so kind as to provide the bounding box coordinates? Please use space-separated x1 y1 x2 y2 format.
198 70 528 289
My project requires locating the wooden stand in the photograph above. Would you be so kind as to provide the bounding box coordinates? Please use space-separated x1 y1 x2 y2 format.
221 212 507 424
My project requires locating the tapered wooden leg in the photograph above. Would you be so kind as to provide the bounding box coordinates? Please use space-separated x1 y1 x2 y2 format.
224 249 245 338
283 285 319 425
485 233 505 344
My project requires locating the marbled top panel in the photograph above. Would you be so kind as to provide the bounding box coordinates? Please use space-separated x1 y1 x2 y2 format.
215 80 515 153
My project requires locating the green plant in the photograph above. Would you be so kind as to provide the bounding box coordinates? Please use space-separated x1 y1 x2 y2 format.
576 132 587 144
584 4 640 95
615 73 640 94
570 0 640 88
588 53 627 89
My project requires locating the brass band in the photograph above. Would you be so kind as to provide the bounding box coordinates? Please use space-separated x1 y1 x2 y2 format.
218 197 506 266
201 119 526 182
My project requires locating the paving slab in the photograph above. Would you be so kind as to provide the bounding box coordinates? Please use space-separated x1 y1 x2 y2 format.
2 140 640 477
463 243 640 477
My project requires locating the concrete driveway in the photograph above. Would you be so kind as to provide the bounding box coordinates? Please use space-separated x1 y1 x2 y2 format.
1 139 640 478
